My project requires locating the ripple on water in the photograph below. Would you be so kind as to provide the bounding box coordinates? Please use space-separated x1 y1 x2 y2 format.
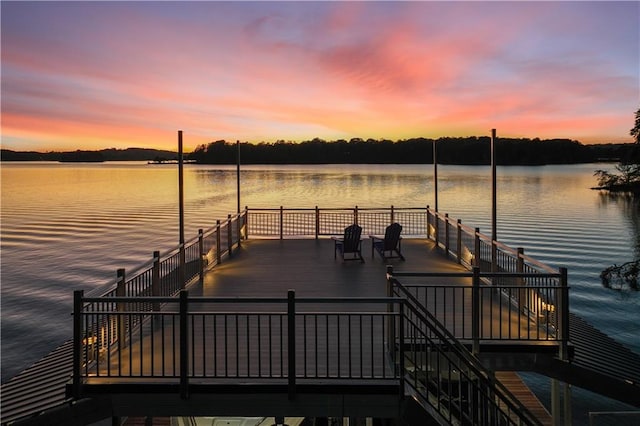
1 164 638 392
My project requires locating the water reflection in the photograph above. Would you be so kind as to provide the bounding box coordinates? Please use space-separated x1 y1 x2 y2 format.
598 192 639 292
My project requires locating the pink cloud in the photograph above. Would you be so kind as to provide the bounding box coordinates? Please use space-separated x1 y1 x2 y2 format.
1 1 637 150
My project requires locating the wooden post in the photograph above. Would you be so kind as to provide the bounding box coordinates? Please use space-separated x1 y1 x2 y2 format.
433 140 438 212
236 213 242 248
559 269 573 423
152 251 160 311
279 206 284 240
472 266 480 355
216 220 221 265
434 211 439 247
559 267 569 361
72 290 83 399
287 290 296 400
516 248 525 314
198 229 204 283
236 140 241 214
386 266 396 365
398 301 405 396
116 268 126 345
227 214 232 256
178 131 186 290
474 228 481 268
390 205 395 223
244 206 249 240
456 219 462 264
179 290 189 399
491 129 497 273
444 213 450 256
426 205 431 239
354 205 359 225
315 206 320 239
491 240 498 275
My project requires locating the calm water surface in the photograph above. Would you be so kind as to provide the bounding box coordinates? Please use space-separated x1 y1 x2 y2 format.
1 162 638 420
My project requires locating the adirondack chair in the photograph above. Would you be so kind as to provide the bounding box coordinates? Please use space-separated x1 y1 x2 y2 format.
370 222 405 261
332 224 364 262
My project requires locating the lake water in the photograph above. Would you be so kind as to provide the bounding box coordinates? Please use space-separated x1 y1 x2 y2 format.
1 162 638 421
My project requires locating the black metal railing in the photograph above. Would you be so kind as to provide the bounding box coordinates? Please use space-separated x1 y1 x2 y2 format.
73 289 542 425
80 211 247 356
73 291 401 399
246 206 428 238
388 273 543 426
388 268 569 348
96 210 246 300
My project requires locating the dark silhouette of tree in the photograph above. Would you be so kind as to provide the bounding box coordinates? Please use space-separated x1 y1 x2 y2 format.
190 136 626 165
594 107 640 193
599 107 640 291
631 107 640 143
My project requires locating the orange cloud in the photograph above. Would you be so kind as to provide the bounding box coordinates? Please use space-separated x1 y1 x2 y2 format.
1 1 637 151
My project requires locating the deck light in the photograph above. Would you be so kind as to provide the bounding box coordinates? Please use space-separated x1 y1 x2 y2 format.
462 245 474 265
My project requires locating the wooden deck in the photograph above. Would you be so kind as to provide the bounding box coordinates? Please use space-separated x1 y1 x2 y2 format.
2 238 557 425
193 238 465 299
89 239 459 381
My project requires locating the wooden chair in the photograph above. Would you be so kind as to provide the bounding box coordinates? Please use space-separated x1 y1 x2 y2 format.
332 224 364 263
370 222 405 261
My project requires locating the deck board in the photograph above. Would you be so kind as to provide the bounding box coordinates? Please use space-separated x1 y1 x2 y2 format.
195 238 463 299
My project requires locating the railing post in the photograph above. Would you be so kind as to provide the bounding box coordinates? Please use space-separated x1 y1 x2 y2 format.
279 206 284 240
474 228 481 268
236 214 242 248
179 243 186 290
354 205 359 225
116 268 126 345
559 267 569 361
398 301 405 398
434 211 439 247
516 248 525 314
390 205 395 223
180 290 189 399
287 289 296 400
472 266 480 355
426 205 431 239
216 220 221 265
491 240 498 275
244 206 249 240
152 251 161 311
72 290 83 399
315 206 320 239
198 229 205 283
386 266 396 365
227 214 233 256
444 213 450 256
456 219 462 264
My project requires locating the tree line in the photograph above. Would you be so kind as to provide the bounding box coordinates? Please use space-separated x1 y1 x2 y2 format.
191 137 636 165
0 148 179 162
2 137 636 165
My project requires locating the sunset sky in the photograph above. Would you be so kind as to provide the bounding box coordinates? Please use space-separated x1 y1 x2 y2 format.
1 1 638 152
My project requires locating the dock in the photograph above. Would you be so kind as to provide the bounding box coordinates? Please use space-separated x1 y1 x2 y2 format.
2 206 639 426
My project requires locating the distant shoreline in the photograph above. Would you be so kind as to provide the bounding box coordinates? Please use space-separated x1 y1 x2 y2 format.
1 139 636 166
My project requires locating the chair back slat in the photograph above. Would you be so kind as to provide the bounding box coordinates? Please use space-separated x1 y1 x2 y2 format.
343 224 362 251
383 223 402 250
